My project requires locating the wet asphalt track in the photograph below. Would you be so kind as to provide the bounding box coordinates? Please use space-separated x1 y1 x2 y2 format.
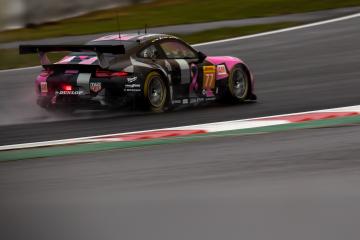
1 15 360 240
1 16 360 145
1 125 360 240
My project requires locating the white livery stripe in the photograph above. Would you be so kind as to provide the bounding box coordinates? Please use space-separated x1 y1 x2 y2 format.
175 59 191 84
76 73 91 94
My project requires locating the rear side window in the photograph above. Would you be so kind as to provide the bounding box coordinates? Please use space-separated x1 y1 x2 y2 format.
160 41 197 59
138 45 159 59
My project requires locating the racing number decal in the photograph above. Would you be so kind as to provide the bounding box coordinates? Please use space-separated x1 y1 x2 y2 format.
203 66 216 89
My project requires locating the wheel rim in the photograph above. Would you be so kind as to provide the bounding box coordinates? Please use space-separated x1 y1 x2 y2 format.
231 69 247 98
148 76 165 108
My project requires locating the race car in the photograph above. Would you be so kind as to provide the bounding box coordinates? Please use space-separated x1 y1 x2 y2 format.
19 33 256 112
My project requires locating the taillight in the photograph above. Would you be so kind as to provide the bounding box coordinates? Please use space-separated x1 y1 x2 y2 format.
95 70 128 78
111 71 128 77
62 84 73 91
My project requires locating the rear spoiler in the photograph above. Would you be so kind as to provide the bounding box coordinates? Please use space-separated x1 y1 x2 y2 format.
19 44 125 68
19 44 125 55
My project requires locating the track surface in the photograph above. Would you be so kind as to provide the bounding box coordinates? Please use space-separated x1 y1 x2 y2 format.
1 16 360 145
1 126 360 240
0 15 360 240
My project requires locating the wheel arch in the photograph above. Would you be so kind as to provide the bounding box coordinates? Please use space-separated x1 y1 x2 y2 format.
143 69 172 112
234 63 256 100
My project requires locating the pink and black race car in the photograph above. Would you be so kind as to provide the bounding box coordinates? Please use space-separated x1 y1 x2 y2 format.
19 33 256 112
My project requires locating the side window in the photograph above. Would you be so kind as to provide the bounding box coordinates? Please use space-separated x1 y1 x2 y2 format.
160 41 197 59
138 45 159 59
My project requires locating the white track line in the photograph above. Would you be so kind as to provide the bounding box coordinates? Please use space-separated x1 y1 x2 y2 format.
1 105 360 151
1 12 360 73
193 12 360 47
0 66 41 73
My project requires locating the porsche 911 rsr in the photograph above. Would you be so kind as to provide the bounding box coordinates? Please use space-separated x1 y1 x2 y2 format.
19 33 256 112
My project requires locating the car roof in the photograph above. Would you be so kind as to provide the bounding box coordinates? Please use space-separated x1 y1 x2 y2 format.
88 33 179 45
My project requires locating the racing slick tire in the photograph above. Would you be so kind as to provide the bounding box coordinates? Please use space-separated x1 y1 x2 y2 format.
144 71 170 112
224 65 250 103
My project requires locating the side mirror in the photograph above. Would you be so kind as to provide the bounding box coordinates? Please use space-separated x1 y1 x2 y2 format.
197 51 207 63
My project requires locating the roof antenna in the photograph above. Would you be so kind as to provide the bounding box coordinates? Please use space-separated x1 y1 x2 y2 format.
144 24 148 34
116 14 121 38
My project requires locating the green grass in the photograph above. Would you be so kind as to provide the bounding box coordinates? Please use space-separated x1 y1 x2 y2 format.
0 0 360 43
0 22 299 70
0 49 66 70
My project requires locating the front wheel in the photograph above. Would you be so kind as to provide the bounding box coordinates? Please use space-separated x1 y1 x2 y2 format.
225 65 250 103
144 72 169 112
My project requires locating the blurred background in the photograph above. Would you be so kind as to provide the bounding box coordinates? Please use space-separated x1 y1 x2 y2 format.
1 0 360 71
0 0 147 30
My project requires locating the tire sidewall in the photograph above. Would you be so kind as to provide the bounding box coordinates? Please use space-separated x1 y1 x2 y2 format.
144 71 168 112
227 65 249 102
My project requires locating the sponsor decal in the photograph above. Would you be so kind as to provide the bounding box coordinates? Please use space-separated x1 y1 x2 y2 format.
90 82 102 93
124 82 141 92
40 82 48 93
124 89 141 92
190 98 197 104
182 99 189 104
203 65 216 89
172 100 182 104
189 63 199 93
56 90 84 95
127 76 138 83
217 64 227 75
65 70 79 74
125 84 141 88
205 97 216 101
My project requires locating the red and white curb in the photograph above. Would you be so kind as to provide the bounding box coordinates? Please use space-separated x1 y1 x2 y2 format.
1 105 360 151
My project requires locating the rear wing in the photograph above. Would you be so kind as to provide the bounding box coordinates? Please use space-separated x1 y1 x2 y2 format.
19 44 125 68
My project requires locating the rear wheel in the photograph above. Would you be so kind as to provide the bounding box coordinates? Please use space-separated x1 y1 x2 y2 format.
144 72 169 112
225 65 250 102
